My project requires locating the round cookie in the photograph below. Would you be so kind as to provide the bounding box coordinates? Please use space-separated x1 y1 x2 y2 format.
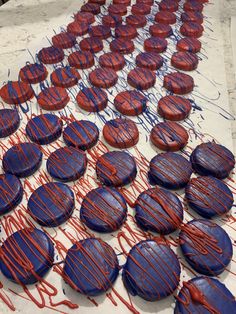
102 14 122 28
76 87 108 112
185 176 234 218
114 90 147 116
136 0 153 4
0 81 34 105
96 151 137 187
81 2 101 15
108 4 127 16
163 72 194 94
174 277 236 314
68 51 94 69
179 219 233 276
136 52 164 71
115 24 138 40
103 118 139 149
177 37 202 53
19 63 48 84
184 1 203 12
144 37 168 53
50 67 81 88
158 95 192 121
122 240 181 301
67 21 89 36
171 51 199 71
99 52 126 71
80 187 127 232
47 147 87 182
79 37 103 53
155 11 176 25
127 68 156 90
149 23 173 38
37 87 70 111
135 187 183 234
150 122 189 151
0 174 23 215
159 0 179 12
28 182 75 226
63 120 99 150
126 15 147 28
113 0 130 5
190 142 235 179
131 3 151 15
0 228 54 284
180 22 204 38
74 12 95 24
0 109 20 137
89 68 118 89
149 152 193 189
88 0 106 5
181 11 204 24
38 46 64 64
110 38 135 54
89 25 112 39
63 238 119 296
26 113 62 145
3 142 42 177
52 32 76 49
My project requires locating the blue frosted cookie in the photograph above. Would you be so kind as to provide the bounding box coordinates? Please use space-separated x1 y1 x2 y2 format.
179 219 233 276
185 176 233 218
122 239 181 301
135 187 183 234
190 142 235 179
47 147 87 182
26 114 63 145
96 151 137 187
0 228 54 284
28 182 74 227
174 277 236 314
0 109 20 138
149 152 192 189
80 187 127 232
0 174 23 215
2 142 42 177
63 238 119 296
63 120 99 150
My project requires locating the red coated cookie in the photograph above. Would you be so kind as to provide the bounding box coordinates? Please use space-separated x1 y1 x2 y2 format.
183 1 204 12
0 81 34 105
102 15 122 27
50 67 81 88
150 121 189 151
180 22 204 38
74 12 95 24
158 95 192 121
19 63 48 84
171 51 198 71
37 87 70 111
181 11 204 24
126 15 147 28
110 38 135 54
38 46 64 64
68 51 94 69
89 25 112 39
136 0 154 4
76 87 108 112
128 68 156 90
164 72 194 94
67 21 89 36
155 11 176 24
99 52 126 71
89 68 118 88
114 90 147 116
81 3 101 15
149 23 173 38
131 4 151 15
177 37 201 52
113 0 130 5
52 32 76 49
108 4 127 16
159 0 179 12
136 52 164 71
103 118 139 148
144 37 168 53
79 37 103 53
115 24 138 40
88 0 106 4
